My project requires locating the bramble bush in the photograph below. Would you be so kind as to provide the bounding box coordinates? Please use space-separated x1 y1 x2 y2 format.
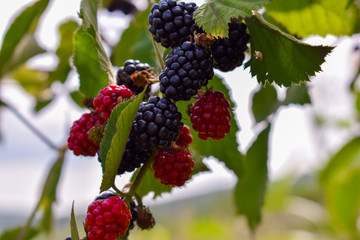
1 0 360 239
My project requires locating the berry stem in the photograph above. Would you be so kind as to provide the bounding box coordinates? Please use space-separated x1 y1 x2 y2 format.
152 38 165 71
4 100 59 150
112 184 128 198
123 153 155 206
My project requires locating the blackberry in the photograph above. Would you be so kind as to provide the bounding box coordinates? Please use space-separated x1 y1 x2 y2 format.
148 0 201 48
117 138 153 174
159 41 213 101
131 96 183 150
116 59 153 99
211 19 249 72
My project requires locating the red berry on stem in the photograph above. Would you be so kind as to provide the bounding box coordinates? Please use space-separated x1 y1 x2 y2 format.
93 85 133 120
190 90 231 140
85 196 132 240
67 113 105 156
175 125 193 148
153 147 194 187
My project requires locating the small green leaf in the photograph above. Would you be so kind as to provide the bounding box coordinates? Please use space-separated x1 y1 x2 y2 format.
70 90 86 108
34 98 53 112
112 7 155 67
70 201 81 240
79 0 99 30
99 97 137 172
235 124 271 230
282 83 311 106
265 0 360 38
0 227 39 240
0 0 50 77
245 13 333 87
73 26 108 98
193 0 270 37
100 89 146 192
251 85 279 123
320 137 360 237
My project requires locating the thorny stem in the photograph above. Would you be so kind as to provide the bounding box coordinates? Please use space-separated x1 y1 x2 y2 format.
4 100 59 150
152 38 165 71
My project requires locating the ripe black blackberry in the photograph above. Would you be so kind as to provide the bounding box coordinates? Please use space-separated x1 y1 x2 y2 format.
211 19 250 72
131 96 183 150
117 59 152 99
148 0 201 48
159 41 213 101
117 138 153 174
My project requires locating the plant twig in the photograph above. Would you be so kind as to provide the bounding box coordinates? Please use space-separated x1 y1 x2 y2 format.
4 101 59 150
152 38 165 71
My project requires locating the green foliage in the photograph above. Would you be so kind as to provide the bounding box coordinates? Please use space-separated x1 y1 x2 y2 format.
177 75 244 178
100 89 146 192
112 6 156 68
0 227 39 240
235 124 271 230
0 0 50 77
245 13 333 87
194 0 271 37
320 137 360 238
252 85 278 123
70 202 81 240
265 0 360 38
99 97 137 172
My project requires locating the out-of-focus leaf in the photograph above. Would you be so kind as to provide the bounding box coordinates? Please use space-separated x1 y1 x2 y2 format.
265 0 360 38
70 90 87 109
112 7 155 67
0 0 50 77
244 13 333 87
34 98 53 112
11 66 50 97
320 137 360 238
251 85 279 123
0 227 39 240
177 75 244 179
264 174 293 210
235 124 271 230
73 26 109 98
48 20 79 84
38 148 66 232
194 0 271 37
3 34 45 75
283 83 311 105
100 89 145 192
70 202 80 240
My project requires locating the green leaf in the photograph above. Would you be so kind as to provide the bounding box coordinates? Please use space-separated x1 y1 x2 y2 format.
0 0 50 77
73 26 109 98
251 85 279 123
34 98 53 112
244 13 333 87
99 97 137 172
38 149 66 232
235 124 271 230
194 0 271 37
79 0 99 30
0 227 39 240
70 90 86 108
265 0 360 38
177 75 244 178
70 201 81 240
49 20 79 84
282 83 311 105
100 89 146 192
112 7 155 67
320 137 360 237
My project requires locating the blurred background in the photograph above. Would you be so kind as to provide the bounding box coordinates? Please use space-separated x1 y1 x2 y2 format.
1 0 360 239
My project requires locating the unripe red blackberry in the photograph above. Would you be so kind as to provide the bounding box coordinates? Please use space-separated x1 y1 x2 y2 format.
190 90 231 140
148 0 201 48
211 19 249 72
93 85 133 120
131 96 183 150
67 113 105 156
175 125 193 147
153 147 194 186
85 196 132 240
159 41 213 101
116 59 153 99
